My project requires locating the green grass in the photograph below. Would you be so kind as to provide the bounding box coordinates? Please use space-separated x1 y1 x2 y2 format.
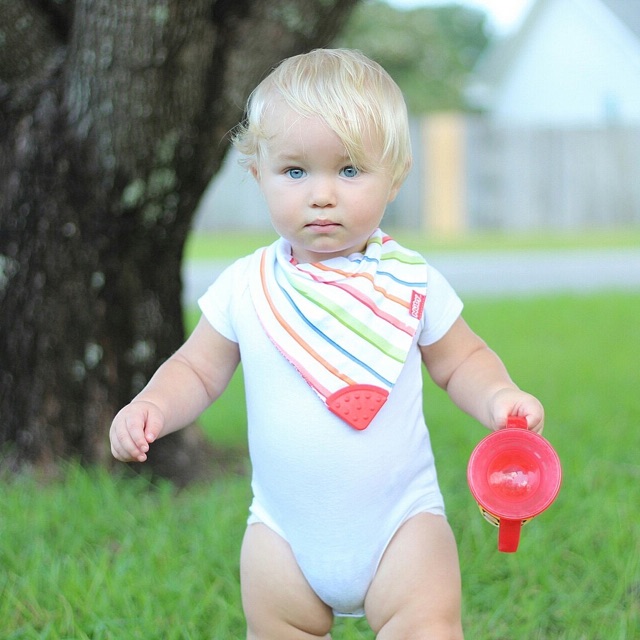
0 467 250 639
2 292 639 638
184 227 640 262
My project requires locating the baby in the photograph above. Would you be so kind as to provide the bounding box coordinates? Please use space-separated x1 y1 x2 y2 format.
110 49 544 639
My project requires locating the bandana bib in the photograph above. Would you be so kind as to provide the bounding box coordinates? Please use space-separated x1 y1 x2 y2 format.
249 229 428 430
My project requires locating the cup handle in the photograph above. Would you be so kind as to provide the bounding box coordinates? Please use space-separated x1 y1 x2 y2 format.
506 415 528 430
498 416 526 551
498 518 522 552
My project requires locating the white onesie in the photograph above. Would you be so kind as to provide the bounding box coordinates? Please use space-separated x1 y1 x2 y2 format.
198 245 463 617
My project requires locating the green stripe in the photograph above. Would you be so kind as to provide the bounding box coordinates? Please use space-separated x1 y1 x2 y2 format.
380 249 426 265
288 276 405 363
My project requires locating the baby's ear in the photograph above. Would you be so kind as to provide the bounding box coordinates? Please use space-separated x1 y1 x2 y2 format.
249 162 260 181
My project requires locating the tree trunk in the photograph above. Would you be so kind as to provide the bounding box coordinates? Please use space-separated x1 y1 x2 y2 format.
0 0 359 483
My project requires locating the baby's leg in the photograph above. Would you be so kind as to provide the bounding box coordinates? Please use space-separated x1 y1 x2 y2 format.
364 512 464 640
240 523 334 640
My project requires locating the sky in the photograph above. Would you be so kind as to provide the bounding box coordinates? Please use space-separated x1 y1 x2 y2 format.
385 0 536 34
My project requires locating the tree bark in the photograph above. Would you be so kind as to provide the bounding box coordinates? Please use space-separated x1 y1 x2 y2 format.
0 0 359 483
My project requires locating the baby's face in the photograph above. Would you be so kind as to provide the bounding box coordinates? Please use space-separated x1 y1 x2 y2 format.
252 104 399 264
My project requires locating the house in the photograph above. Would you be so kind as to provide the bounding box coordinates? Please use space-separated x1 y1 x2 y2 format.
419 0 640 233
466 0 640 125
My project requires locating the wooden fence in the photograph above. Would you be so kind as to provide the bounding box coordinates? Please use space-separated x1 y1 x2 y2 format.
195 116 640 234
414 115 640 233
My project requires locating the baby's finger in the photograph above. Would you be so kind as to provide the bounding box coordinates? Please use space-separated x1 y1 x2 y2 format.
111 428 147 462
124 413 152 454
110 435 140 462
525 411 545 434
142 410 165 445
110 414 148 462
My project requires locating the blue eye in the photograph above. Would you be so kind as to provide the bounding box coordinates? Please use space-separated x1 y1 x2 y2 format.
287 168 306 179
340 166 359 178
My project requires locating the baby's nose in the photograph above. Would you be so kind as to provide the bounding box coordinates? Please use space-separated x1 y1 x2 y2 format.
309 177 337 207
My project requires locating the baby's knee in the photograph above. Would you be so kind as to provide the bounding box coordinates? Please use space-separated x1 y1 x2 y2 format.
246 623 332 640
379 623 463 640
374 608 463 640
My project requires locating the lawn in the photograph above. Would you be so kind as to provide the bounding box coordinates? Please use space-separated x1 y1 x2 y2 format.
183 227 640 261
1 291 638 638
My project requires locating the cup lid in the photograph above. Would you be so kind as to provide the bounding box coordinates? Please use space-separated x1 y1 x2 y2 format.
468 426 562 520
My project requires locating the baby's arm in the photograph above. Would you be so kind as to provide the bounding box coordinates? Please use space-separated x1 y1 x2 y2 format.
110 316 240 462
421 316 544 432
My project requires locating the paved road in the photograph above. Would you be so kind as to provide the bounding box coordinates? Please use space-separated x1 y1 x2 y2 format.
182 247 640 306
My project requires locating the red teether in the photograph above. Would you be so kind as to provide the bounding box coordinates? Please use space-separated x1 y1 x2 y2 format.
327 384 389 430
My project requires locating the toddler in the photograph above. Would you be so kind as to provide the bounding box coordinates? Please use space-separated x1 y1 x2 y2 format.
110 49 544 640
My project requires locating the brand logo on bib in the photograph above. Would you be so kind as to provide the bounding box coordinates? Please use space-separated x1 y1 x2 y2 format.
410 291 426 319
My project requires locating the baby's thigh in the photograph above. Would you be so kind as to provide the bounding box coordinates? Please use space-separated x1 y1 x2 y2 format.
240 523 333 640
364 513 463 639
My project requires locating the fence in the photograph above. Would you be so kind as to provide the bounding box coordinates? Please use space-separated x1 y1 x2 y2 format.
194 115 640 234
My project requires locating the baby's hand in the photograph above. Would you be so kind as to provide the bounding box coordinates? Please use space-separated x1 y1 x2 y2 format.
109 400 165 462
489 388 545 434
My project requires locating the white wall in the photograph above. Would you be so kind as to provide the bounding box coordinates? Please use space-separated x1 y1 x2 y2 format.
491 0 640 125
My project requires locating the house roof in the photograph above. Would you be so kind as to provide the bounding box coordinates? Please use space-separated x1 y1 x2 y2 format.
465 0 549 109
600 0 640 38
466 0 640 111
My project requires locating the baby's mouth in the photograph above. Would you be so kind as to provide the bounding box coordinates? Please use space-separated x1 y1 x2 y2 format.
305 219 340 229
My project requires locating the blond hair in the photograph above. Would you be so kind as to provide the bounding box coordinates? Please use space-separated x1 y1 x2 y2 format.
233 48 412 187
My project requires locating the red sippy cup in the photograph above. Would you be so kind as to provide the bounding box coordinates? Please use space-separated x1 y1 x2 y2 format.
467 415 562 552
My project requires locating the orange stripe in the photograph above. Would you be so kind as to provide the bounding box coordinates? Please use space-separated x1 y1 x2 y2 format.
309 262 410 309
260 252 356 390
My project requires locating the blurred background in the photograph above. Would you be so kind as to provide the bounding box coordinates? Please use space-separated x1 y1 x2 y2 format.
197 0 640 235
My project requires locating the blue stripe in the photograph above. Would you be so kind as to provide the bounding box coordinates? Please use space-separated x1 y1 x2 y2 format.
351 255 380 267
346 257 426 288
278 284 393 388
378 270 428 288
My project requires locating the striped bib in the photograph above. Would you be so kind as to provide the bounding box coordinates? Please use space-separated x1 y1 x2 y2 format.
249 229 428 430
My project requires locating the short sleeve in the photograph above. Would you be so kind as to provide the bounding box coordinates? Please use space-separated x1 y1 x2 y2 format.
418 264 464 346
197 255 253 343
